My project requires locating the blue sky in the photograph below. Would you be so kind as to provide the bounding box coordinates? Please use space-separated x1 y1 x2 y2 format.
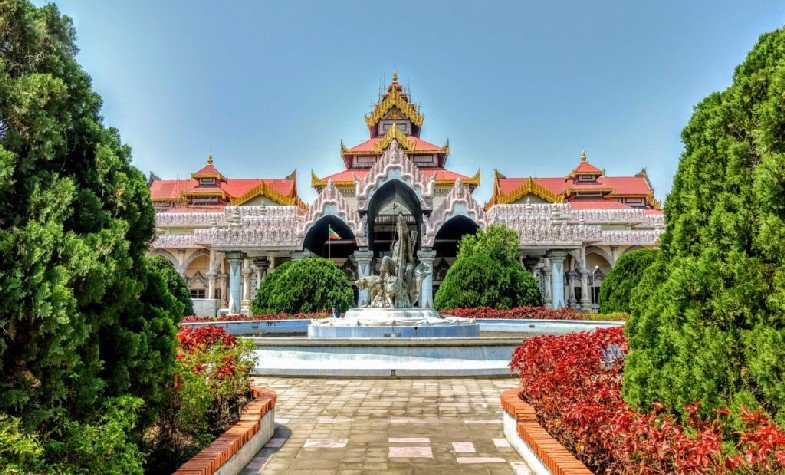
44 1 785 203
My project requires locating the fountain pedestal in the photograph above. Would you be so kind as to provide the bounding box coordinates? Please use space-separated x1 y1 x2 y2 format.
308 308 480 338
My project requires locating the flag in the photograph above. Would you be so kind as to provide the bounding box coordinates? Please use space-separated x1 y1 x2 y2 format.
328 225 341 241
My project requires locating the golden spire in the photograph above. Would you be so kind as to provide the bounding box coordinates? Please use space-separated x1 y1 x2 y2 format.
580 150 587 163
392 70 398 83
207 154 214 165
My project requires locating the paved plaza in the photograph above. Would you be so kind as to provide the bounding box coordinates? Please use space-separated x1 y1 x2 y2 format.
241 377 531 474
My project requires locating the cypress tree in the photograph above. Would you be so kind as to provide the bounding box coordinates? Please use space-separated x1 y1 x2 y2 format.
623 27 785 426
0 0 180 434
597 248 658 314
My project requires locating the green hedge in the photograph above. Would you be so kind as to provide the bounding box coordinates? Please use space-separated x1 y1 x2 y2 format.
251 258 354 314
597 249 658 314
435 225 542 310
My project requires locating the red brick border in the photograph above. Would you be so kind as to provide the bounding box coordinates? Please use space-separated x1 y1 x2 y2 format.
501 389 592 475
173 386 277 475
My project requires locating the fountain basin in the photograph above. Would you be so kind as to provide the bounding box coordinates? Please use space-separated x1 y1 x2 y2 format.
307 307 481 338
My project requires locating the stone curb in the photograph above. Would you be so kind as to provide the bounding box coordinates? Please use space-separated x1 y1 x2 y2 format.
173 386 277 475
500 388 592 475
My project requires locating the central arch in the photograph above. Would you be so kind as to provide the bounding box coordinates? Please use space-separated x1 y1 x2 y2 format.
366 179 423 257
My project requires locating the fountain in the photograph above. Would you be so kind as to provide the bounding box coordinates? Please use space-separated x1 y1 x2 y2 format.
308 213 480 338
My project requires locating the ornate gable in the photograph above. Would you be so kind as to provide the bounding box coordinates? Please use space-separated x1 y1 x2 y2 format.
365 73 424 129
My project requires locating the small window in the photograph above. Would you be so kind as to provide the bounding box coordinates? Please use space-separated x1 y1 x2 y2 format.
190 289 205 299
198 178 217 187
578 174 596 182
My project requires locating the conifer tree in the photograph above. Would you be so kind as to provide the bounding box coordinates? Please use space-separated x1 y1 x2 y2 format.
624 27 785 426
0 0 180 434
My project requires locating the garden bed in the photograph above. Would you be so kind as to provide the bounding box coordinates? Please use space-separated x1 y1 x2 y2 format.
173 386 276 475
508 327 785 474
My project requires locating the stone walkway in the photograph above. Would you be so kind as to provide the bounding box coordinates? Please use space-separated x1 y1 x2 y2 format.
241 377 530 474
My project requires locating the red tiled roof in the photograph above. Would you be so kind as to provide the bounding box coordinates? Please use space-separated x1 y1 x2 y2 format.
318 167 470 184
347 136 445 153
570 160 602 175
192 163 221 177
165 205 226 212
150 178 296 202
497 176 652 197
645 208 664 215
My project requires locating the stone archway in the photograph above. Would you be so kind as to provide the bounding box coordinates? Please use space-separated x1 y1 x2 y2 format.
366 179 424 257
303 215 357 259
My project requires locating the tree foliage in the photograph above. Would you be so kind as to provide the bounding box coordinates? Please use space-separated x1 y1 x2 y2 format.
251 258 354 314
435 225 542 310
148 255 193 317
623 27 785 427
0 0 181 469
597 249 658 314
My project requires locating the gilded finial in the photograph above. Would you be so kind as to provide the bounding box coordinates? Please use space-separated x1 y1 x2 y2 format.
392 71 398 83
580 150 587 162
207 154 214 165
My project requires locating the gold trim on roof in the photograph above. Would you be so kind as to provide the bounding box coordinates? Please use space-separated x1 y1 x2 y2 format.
375 123 415 152
365 88 424 128
487 176 564 209
230 181 307 210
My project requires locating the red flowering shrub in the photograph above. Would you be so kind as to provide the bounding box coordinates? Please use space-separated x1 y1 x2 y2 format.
510 328 785 474
146 326 255 472
445 306 582 320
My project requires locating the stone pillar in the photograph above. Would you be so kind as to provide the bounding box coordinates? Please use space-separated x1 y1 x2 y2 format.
580 268 592 311
226 251 246 314
542 258 552 308
567 271 578 308
241 257 252 315
417 248 437 308
207 250 216 299
547 250 567 309
353 248 373 306
253 257 270 289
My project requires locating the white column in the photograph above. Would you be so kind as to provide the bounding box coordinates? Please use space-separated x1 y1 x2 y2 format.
353 248 373 306
417 248 437 308
548 250 567 309
241 257 252 315
253 257 269 290
542 258 552 308
567 271 577 308
226 251 246 314
207 249 216 299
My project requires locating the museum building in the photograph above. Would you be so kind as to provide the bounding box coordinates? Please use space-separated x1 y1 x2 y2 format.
148 74 664 316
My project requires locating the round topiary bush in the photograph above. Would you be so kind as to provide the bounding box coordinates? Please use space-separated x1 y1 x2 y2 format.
597 248 658 314
251 258 354 314
435 225 542 310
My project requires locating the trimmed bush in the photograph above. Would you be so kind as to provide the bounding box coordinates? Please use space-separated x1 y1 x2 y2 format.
251 258 354 314
597 248 658 314
148 255 194 317
435 225 542 310
624 26 785 427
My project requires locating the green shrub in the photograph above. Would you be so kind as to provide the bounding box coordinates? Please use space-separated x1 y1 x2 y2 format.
623 26 785 427
251 258 354 314
0 0 180 468
0 414 44 474
597 249 658 314
147 255 193 317
435 225 542 310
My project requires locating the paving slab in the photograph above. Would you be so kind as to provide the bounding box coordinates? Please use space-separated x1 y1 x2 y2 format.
241 376 528 474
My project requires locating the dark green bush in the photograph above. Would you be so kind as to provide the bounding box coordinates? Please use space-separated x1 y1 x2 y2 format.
435 225 542 310
597 249 658 314
251 258 354 314
0 1 181 470
147 255 194 317
623 26 785 427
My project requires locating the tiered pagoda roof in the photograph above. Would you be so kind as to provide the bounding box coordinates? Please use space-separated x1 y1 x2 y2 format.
487 151 662 212
313 73 479 191
150 155 306 211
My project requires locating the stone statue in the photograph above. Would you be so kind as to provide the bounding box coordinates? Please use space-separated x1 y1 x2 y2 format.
357 212 425 309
